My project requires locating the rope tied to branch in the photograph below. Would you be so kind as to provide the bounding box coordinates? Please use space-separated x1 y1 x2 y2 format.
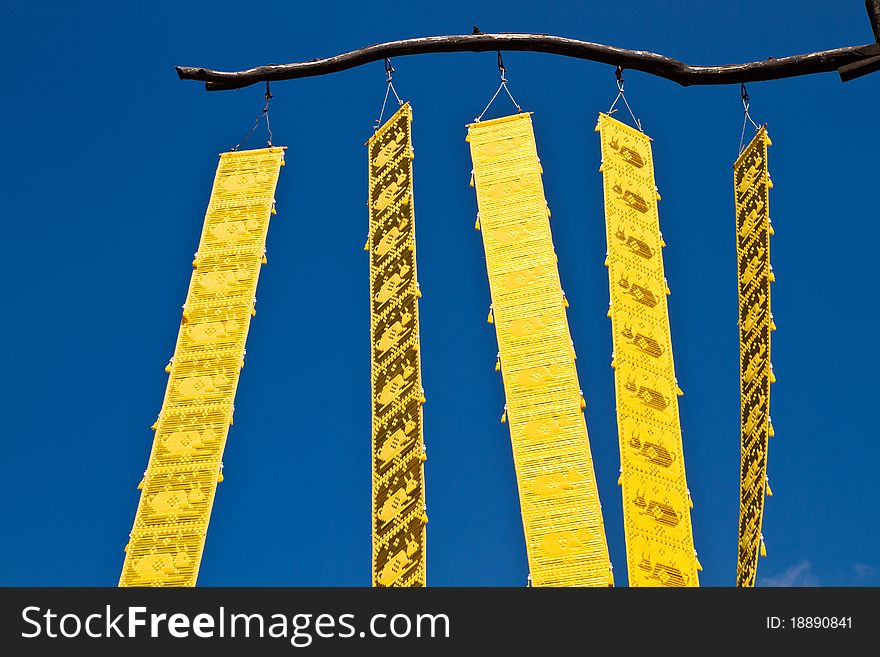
608 67 642 132
375 58 404 130
739 82 761 154
231 81 274 151
475 51 522 122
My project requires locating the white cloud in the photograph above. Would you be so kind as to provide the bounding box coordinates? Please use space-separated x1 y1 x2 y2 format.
759 560 819 587
852 563 878 584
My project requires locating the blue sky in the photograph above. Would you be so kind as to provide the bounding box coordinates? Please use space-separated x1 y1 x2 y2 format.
1 0 878 587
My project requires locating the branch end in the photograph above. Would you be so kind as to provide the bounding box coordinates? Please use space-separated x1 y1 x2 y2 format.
839 53 880 81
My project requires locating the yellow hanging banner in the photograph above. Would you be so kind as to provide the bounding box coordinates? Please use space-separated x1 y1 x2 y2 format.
596 113 699 586
734 127 774 587
367 103 427 587
119 146 285 587
469 113 612 587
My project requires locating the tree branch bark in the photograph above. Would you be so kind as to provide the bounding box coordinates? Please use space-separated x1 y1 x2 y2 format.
867 0 880 43
175 33 880 91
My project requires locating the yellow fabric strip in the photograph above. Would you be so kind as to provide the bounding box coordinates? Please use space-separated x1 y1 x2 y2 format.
734 127 773 587
119 147 285 587
367 103 427 587
596 113 699 586
469 112 612 587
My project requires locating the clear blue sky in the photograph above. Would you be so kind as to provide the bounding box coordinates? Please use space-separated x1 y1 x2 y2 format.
1 0 877 587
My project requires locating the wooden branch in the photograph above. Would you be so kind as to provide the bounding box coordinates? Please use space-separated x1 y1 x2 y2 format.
839 54 880 81
839 1 880 81
868 0 880 43
176 33 880 91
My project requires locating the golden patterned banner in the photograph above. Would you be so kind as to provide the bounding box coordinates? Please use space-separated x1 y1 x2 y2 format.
734 127 774 587
120 147 285 586
596 113 699 587
469 112 612 587
367 103 427 587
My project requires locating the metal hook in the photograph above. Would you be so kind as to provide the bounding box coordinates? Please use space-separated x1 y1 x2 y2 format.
615 66 625 92
497 51 507 82
384 58 394 83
